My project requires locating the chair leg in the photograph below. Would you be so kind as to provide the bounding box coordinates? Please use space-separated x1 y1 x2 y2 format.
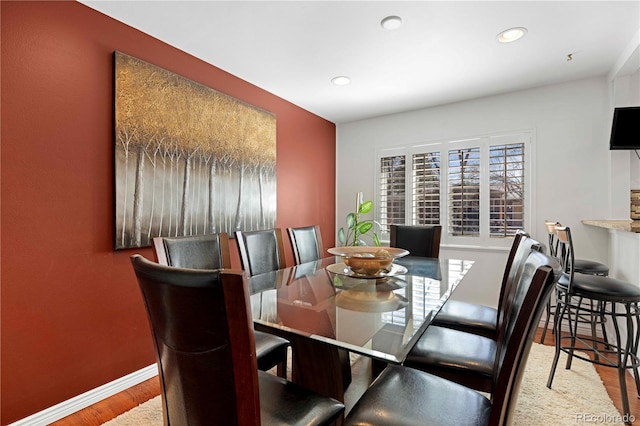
599 301 611 349
564 297 583 370
276 347 288 379
547 293 568 388
540 297 553 343
631 307 640 397
612 303 632 422
589 299 601 363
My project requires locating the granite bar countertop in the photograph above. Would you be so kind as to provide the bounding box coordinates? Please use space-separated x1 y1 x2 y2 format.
582 219 639 232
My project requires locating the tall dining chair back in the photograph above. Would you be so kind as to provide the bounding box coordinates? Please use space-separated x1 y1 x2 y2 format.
403 234 545 393
287 225 324 265
235 228 287 277
390 224 442 258
430 230 529 339
345 250 561 425
152 232 289 377
130 255 344 426
152 233 231 269
286 224 352 389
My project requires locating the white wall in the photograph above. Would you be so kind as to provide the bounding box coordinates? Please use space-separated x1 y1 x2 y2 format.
336 77 612 307
609 69 640 217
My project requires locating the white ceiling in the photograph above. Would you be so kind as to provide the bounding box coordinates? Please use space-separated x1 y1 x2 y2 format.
80 1 640 123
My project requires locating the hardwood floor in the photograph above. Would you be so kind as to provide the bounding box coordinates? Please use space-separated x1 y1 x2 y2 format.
538 328 640 425
50 377 160 426
52 328 640 425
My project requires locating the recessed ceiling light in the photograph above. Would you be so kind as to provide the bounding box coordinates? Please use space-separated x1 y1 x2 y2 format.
497 27 527 43
331 76 351 86
381 15 403 30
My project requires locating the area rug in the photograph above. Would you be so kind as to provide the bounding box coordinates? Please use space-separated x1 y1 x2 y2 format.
103 343 625 425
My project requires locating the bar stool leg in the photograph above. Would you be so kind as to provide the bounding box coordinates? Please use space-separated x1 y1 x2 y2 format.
565 296 583 370
540 298 553 343
590 299 601 362
611 303 633 423
547 291 568 388
599 301 611 350
632 306 640 397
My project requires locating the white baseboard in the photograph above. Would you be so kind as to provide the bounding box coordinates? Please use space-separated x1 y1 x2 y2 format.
9 364 158 426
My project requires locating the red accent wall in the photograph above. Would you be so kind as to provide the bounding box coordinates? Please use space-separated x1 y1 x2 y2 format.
0 2 335 423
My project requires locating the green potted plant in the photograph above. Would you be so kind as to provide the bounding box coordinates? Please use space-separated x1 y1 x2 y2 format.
338 192 380 246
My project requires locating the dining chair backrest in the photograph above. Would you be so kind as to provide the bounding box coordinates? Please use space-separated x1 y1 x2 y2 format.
495 233 544 341
287 225 324 265
152 233 231 269
495 230 526 316
130 255 261 425
490 250 561 424
389 224 442 258
235 228 286 277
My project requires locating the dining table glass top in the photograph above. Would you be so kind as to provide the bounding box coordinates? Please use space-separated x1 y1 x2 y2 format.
248 255 474 363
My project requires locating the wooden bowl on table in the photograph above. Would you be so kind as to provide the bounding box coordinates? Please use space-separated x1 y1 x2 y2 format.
327 246 409 276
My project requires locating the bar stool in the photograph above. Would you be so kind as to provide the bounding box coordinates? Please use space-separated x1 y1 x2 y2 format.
546 225 640 422
539 220 610 343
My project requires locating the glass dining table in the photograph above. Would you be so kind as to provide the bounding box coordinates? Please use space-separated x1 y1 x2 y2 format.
247 255 474 401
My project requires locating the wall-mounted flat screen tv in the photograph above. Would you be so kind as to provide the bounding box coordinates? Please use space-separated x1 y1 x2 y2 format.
610 106 640 150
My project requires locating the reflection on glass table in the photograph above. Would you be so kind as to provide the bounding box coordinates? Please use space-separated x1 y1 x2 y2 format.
248 256 474 364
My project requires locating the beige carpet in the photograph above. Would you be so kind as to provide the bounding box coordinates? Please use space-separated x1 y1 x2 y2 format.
103 343 625 425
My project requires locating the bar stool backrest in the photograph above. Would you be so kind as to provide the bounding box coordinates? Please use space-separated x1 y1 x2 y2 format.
554 225 575 289
544 220 561 258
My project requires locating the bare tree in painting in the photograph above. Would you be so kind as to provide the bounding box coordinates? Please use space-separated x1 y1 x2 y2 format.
130 138 146 247
115 58 151 248
114 52 276 249
146 142 162 240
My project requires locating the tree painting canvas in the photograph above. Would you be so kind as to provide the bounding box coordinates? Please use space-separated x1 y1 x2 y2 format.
114 52 276 249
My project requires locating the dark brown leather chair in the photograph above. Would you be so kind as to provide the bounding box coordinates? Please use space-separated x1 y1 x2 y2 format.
389 224 442 258
131 255 344 426
402 235 546 393
152 233 231 269
429 230 529 339
235 228 286 277
152 233 289 378
287 225 324 265
237 227 352 389
345 250 560 425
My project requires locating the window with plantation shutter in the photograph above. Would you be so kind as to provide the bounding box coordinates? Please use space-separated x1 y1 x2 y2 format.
489 143 525 237
376 131 530 247
448 147 481 236
412 152 441 225
378 155 406 234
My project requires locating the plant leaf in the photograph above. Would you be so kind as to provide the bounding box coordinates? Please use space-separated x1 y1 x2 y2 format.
338 228 346 244
359 200 373 214
373 233 380 247
346 212 356 229
358 222 373 234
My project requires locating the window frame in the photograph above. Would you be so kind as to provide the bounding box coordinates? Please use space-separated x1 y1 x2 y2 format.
375 131 533 249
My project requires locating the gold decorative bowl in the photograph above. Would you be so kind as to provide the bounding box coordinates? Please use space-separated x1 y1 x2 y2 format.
327 247 409 276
